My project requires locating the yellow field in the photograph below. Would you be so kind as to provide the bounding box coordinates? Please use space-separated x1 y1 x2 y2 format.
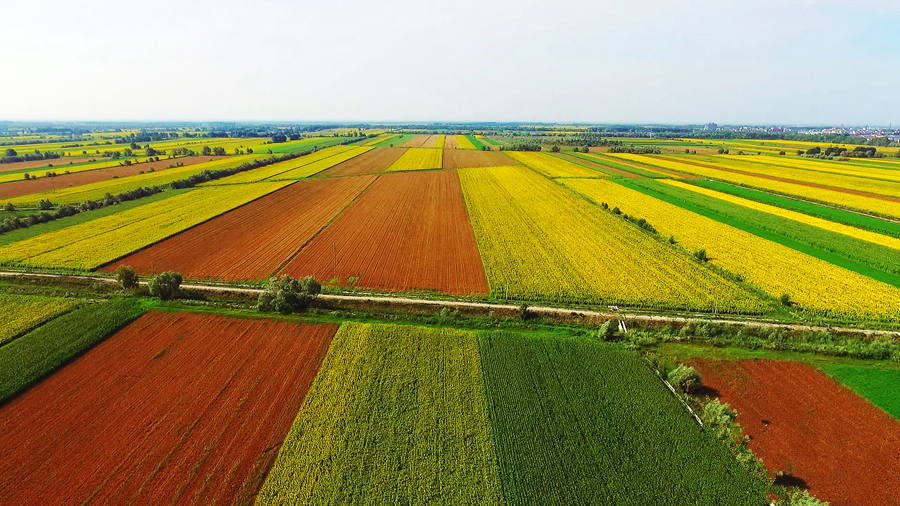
458 165 766 313
715 154 900 184
681 138 900 156
505 151 604 178
435 135 446 149
0 294 80 345
202 146 360 184
365 133 399 146
609 153 900 219
270 147 373 180
0 181 291 269
662 180 900 251
670 155 900 199
387 148 443 171
0 157 163 184
6 155 270 205
456 135 477 150
564 178 900 320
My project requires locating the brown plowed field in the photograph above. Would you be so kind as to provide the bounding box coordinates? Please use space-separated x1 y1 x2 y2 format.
0 156 225 200
444 135 459 149
0 311 337 506
318 148 405 176
104 176 376 280
442 149 518 168
400 134 430 148
280 170 488 295
0 157 95 172
420 134 440 148
690 359 900 506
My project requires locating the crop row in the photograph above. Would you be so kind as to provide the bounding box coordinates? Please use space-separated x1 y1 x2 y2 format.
565 178 900 319
505 151 602 178
458 165 766 312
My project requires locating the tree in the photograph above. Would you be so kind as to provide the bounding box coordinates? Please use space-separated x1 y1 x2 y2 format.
702 399 738 441
780 293 793 307
668 365 702 393
3 148 16 157
38 199 53 210
148 271 182 300
202 145 212 156
550 145 560 153
257 275 321 313
122 148 134 157
518 303 530 321
114 265 139 289
213 147 226 156
806 146 821 155
596 319 617 341
782 489 830 506
3 203 13 211
693 249 708 262
271 134 287 143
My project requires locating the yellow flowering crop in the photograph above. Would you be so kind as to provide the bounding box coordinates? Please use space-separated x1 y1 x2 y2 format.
505 151 604 178
387 148 443 171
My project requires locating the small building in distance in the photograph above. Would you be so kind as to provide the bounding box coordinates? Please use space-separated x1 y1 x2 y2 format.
705 122 718 132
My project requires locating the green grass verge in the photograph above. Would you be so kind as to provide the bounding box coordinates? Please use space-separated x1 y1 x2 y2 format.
263 136 346 154
0 298 145 405
692 180 900 238
552 153 624 177
480 137 502 146
616 178 900 289
479 331 773 505
0 189 192 248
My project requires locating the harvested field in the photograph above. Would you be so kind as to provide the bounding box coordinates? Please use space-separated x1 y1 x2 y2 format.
690 359 900 506
442 149 518 168
400 134 430 148
280 170 488 295
0 311 338 506
104 176 376 280
317 147 405 176
0 156 224 200
421 134 441 148
444 135 459 149
0 157 94 172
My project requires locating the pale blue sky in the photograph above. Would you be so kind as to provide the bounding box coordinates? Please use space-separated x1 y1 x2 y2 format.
1 0 897 125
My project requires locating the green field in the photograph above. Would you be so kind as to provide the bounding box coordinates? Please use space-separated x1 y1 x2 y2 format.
820 365 900 419
479 331 771 505
372 133 416 147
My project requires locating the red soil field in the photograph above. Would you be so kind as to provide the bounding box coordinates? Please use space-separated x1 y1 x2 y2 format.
400 134 430 148
104 176 376 281
318 147 405 176
444 135 459 149
0 311 337 506
0 156 94 173
667 157 900 202
0 156 226 200
441 149 518 168
280 170 488 296
690 359 900 506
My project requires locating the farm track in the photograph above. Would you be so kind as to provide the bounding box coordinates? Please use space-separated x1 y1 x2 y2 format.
0 271 896 336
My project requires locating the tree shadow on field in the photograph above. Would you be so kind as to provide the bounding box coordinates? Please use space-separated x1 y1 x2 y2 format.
774 474 810 490
694 384 721 398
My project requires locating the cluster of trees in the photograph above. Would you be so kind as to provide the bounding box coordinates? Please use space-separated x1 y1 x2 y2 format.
1 149 62 164
257 275 321 313
599 202 660 234
607 145 662 154
499 142 542 152
801 146 881 158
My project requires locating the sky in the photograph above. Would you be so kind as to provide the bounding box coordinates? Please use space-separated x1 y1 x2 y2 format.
1 0 898 125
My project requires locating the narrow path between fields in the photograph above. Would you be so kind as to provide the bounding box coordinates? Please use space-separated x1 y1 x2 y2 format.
1 270 897 337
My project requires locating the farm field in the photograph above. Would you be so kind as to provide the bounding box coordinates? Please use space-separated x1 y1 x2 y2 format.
372 133 415 147
456 135 477 149
717 153 900 183
479 332 771 505
581 152 687 178
387 147 442 171
689 359 900 506
0 155 224 200
443 134 460 149
317 147 405 176
0 182 291 270
280 170 489 295
556 153 641 178
505 151 602 178
0 156 95 172
442 148 517 168
458 165 766 312
611 153 900 219
5 154 270 205
105 176 376 281
257 322 504 505
565 178 900 319
268 146 373 180
201 146 357 184
819 365 900 420
0 311 337 506
399 134 434 148
0 294 78 346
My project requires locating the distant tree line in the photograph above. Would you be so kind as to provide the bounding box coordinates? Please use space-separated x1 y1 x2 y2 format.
801 145 884 158
2 149 62 164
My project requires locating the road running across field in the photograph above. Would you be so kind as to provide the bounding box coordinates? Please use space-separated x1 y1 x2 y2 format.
1 270 897 337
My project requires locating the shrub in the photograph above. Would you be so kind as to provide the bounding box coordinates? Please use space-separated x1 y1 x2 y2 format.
702 399 738 441
780 293 793 307
518 303 530 321
114 265 139 290
693 249 708 262
668 365 702 393
148 271 183 300
257 275 321 313
596 319 617 341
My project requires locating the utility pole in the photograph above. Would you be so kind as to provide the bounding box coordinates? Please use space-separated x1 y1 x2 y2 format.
332 242 336 281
